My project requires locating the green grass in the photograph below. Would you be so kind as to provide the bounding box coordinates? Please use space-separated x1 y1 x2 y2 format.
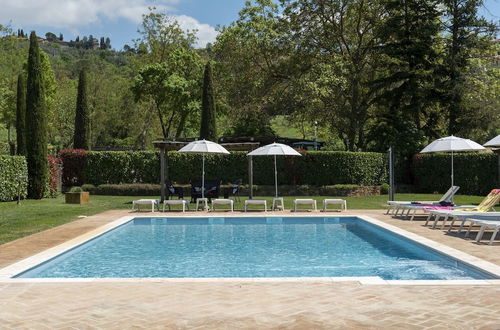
0 194 485 245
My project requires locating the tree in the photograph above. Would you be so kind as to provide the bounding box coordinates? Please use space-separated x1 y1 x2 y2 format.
135 7 197 64
132 48 203 140
99 37 105 50
285 0 388 150
105 37 111 49
200 62 216 140
439 0 496 135
215 0 386 150
73 69 90 149
45 32 57 41
214 0 301 138
25 31 48 199
133 7 202 140
59 33 63 41
16 74 26 155
370 0 441 154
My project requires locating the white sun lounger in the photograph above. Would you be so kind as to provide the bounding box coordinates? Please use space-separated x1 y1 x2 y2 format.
467 218 500 245
386 186 459 216
132 199 157 212
212 199 234 212
322 199 347 211
163 199 190 212
425 211 500 231
244 199 267 212
293 199 317 212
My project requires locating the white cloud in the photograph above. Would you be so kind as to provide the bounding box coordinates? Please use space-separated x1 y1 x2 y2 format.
174 15 218 47
0 0 218 47
0 0 173 27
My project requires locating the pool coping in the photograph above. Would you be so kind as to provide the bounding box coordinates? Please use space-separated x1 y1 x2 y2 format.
1 214 500 285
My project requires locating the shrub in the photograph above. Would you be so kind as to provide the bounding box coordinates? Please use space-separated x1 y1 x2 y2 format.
412 153 497 195
46 156 61 197
0 156 28 202
380 183 390 194
81 184 96 193
92 184 161 196
59 149 86 187
69 186 83 193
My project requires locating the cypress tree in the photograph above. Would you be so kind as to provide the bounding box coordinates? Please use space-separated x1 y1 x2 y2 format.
25 31 48 199
199 61 216 140
16 74 27 156
73 69 90 149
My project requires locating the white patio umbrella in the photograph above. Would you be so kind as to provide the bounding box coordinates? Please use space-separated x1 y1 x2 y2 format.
420 135 485 188
247 143 301 198
484 135 500 148
178 140 230 199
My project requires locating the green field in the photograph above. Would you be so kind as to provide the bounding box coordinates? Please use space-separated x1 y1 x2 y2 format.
0 194 486 245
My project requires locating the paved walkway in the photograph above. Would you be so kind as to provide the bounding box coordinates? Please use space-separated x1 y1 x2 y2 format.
1 209 499 328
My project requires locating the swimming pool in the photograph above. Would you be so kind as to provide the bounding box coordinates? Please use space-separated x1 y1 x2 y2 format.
15 216 497 280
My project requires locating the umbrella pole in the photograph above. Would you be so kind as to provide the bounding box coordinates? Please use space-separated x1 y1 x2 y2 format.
274 154 278 198
202 154 205 199
451 150 454 188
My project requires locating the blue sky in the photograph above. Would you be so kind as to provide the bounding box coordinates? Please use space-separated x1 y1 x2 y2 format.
0 0 498 50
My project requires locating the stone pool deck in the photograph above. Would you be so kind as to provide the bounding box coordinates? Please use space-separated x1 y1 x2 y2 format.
0 209 499 328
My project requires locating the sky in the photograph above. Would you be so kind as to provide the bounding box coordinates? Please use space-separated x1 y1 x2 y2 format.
0 0 498 50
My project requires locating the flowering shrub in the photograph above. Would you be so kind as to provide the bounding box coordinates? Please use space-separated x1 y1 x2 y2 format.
59 149 87 187
46 155 61 197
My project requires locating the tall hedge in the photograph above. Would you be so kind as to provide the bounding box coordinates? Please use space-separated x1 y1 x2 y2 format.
412 153 498 195
0 156 28 202
25 31 48 199
60 150 388 187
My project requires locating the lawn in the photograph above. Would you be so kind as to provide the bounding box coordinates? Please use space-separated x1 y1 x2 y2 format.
0 194 485 245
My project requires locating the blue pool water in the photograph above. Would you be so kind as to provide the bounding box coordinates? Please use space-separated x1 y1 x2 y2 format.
17 217 495 280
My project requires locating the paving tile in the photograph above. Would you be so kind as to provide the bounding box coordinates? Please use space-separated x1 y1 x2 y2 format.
1 209 500 327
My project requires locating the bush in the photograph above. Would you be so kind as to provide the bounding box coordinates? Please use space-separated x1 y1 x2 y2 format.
92 184 161 196
81 184 96 192
69 186 83 193
412 153 498 195
0 156 28 202
59 149 86 187
46 156 61 197
380 183 390 194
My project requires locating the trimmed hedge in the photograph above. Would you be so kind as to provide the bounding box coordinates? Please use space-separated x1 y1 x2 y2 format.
412 153 498 195
88 184 161 196
0 156 28 202
78 183 381 197
59 150 388 187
